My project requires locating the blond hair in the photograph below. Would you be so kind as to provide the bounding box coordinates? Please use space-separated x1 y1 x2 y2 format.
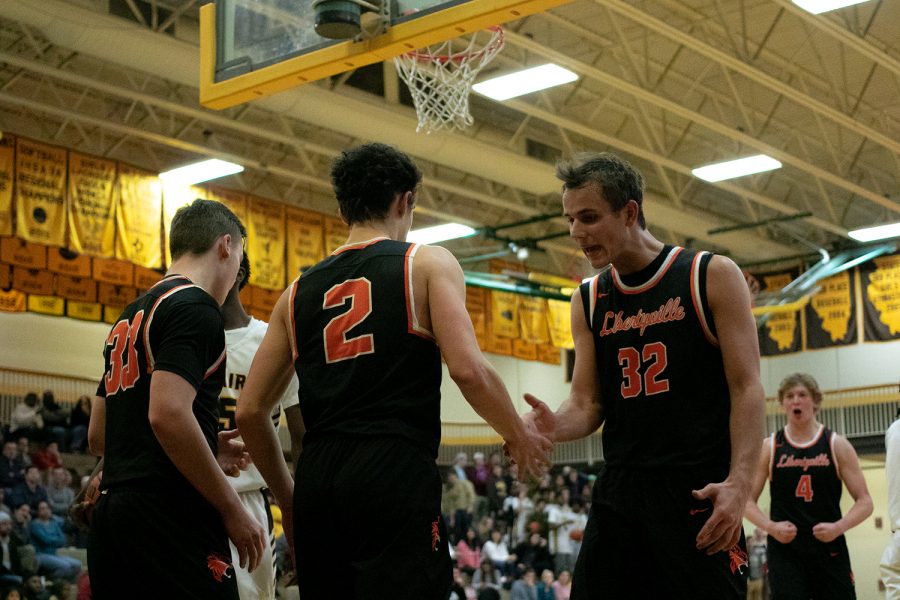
777 373 823 408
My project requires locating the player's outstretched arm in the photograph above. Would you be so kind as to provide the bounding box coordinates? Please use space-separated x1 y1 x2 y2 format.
812 434 873 543
421 245 551 479
87 395 106 456
744 438 797 544
237 287 299 544
149 371 266 572
694 255 765 554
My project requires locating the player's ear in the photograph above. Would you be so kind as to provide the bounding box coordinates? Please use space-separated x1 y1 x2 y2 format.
623 199 640 226
218 233 233 258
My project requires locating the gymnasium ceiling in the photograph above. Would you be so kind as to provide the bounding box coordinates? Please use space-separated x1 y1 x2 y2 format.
0 0 898 282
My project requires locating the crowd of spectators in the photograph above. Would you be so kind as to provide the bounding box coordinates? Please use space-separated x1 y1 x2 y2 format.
442 451 594 600
0 391 97 600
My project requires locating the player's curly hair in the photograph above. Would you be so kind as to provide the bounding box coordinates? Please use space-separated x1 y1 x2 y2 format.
777 372 824 408
330 143 422 226
238 253 251 290
555 152 646 229
170 199 245 260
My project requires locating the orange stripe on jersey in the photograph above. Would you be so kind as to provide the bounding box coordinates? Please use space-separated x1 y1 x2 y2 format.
768 435 776 482
588 274 600 329
690 252 719 347
612 246 683 294
143 281 197 373
830 432 842 480
784 423 825 449
404 244 434 341
330 236 389 256
204 348 226 379
288 278 300 362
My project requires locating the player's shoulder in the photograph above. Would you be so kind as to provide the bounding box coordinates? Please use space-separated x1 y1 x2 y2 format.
411 243 460 272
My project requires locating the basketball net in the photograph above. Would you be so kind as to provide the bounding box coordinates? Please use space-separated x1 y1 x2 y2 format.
393 27 505 134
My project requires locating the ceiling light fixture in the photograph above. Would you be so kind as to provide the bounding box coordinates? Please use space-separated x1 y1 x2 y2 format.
848 222 900 242
473 64 578 101
159 159 244 186
407 223 477 245
691 155 782 182
791 0 872 14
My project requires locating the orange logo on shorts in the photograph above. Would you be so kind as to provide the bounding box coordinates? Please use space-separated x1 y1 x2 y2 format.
727 545 748 575
431 519 441 552
206 553 233 582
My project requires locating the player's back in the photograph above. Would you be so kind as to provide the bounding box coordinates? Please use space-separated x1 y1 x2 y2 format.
290 238 442 456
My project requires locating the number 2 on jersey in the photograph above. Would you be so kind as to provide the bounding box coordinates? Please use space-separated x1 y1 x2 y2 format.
618 342 670 399
323 278 374 364
104 310 144 395
795 474 814 502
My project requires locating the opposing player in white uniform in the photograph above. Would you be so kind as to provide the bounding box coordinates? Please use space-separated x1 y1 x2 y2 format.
221 255 301 600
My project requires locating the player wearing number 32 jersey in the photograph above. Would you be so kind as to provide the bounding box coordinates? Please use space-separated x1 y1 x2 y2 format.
236 143 552 600
745 373 872 600
520 152 766 600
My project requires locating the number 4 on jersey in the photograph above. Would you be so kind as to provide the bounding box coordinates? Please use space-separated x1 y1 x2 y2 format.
104 310 144 395
795 474 814 503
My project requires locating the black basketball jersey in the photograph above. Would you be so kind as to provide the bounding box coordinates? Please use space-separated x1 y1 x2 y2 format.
289 238 442 456
770 426 843 534
580 245 730 468
96 274 227 490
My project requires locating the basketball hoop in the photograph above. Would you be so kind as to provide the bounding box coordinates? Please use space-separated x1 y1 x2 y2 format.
393 27 505 134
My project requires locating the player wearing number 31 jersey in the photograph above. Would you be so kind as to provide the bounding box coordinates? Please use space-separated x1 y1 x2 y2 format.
236 143 552 600
745 373 872 600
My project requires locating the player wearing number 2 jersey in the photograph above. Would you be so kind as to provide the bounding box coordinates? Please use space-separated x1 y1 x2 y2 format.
87 200 266 600
521 152 765 599
236 143 552 600
745 373 872 599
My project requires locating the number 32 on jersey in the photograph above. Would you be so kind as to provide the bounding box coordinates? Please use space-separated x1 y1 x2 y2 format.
618 342 669 399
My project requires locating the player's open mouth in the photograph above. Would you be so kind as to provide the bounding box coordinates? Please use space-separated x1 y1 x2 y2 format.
793 409 802 416
582 245 601 254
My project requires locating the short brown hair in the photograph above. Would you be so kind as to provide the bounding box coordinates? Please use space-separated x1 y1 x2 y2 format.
555 151 646 229
777 373 823 407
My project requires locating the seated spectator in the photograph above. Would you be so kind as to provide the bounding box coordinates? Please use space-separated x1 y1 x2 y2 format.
38 393 66 451
448 567 472 600
28 502 80 581
14 442 30 471
455 528 482 576
21 573 52 600
0 443 25 491
482 529 516 577
485 465 509 517
514 533 553 577
7 470 47 517
30 445 62 474
9 396 43 445
469 452 490 497
471 559 501 593
1 587 23 600
552 570 571 600
11 506 31 545
536 569 555 600
66 398 91 455
44 470 72 520
0 513 26 588
510 568 537 600
443 471 475 544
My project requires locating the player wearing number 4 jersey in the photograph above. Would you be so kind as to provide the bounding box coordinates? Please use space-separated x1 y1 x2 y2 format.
237 143 552 600
521 152 765 599
745 373 872 600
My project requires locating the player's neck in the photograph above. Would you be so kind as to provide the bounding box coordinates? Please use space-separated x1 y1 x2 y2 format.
167 255 229 305
221 291 251 330
612 231 665 275
345 220 405 245
785 419 821 442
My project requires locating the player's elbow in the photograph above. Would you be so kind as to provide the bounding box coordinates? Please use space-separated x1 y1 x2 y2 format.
858 493 874 520
447 360 486 391
235 400 264 434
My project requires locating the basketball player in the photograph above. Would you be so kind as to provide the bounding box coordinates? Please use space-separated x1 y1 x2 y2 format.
220 253 301 600
522 151 765 599
745 373 872 599
87 199 266 599
881 407 900 600
236 142 552 600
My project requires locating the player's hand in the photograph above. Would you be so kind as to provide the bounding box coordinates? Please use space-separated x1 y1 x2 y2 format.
692 478 746 555
217 429 252 477
768 520 797 544
522 393 556 442
505 421 553 481
222 502 266 572
812 521 843 543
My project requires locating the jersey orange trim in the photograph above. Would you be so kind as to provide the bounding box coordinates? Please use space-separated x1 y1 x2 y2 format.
783 423 825 449
143 280 197 373
588 274 600 329
830 432 842 480
330 236 390 256
690 251 719 348
612 246 683 294
768 434 776 483
288 278 300 362
404 244 435 341
204 348 226 379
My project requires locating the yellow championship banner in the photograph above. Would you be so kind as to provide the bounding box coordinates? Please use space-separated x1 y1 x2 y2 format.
0 141 13 236
537 344 562 365
512 338 538 361
0 237 47 269
247 196 286 290
116 163 163 269
862 254 900 340
758 270 801 354
286 207 325 277
47 248 91 277
324 217 348 254
465 286 487 348
27 295 65 316
16 139 67 247
518 296 550 345
0 289 25 313
546 299 574 349
806 270 855 348
12 267 54 296
490 290 519 338
66 300 102 322
68 152 116 257
205 186 248 226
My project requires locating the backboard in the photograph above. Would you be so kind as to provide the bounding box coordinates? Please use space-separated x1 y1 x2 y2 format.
199 0 571 110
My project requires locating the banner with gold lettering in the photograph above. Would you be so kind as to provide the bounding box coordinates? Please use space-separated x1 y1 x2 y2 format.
47 248 91 277
15 139 67 246
68 152 116 257
12 267 54 296
55 275 98 303
324 218 348 255
755 269 802 356
286 207 325 277
547 299 574 349
0 238 46 269
465 286 487 349
518 296 550 345
27 295 65 316
67 301 102 322
861 254 900 341
805 270 856 348
92 257 134 286
490 291 519 338
512 339 538 361
0 289 25 313
205 186 248 226
116 164 163 269
0 140 13 236
247 196 286 290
